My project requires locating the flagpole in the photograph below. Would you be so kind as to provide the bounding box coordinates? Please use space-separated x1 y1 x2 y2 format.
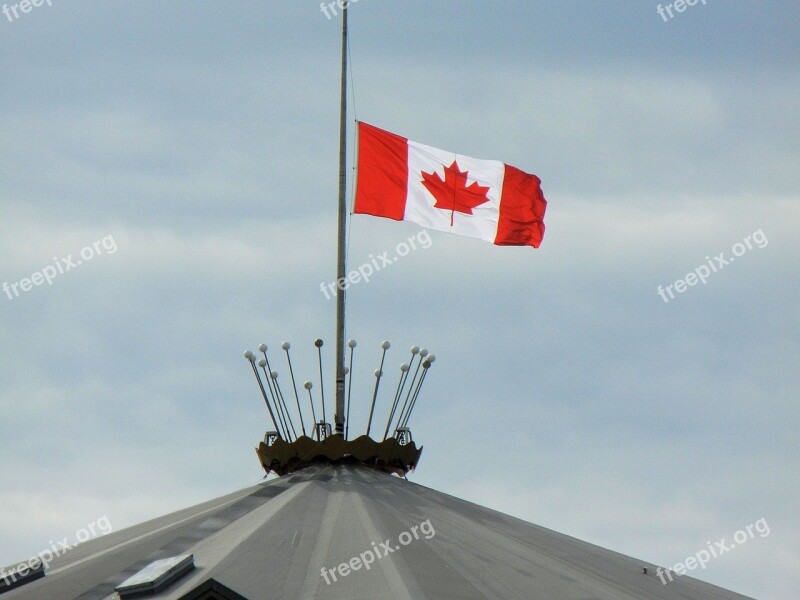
334 3 348 436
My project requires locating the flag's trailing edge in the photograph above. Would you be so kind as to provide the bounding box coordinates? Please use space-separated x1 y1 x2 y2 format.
353 121 547 248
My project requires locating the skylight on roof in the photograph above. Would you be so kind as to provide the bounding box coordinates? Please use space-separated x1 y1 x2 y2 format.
115 554 195 598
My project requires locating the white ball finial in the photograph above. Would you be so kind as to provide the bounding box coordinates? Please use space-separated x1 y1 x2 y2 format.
281 341 290 350
381 340 391 350
400 363 409 372
244 350 254 360
304 381 313 390
411 346 420 355
420 348 429 357
427 355 436 363
374 369 382 377
258 343 267 352
348 339 357 348
258 358 266 367
270 370 279 379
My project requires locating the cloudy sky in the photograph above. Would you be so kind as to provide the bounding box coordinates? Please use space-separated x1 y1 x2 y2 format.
1 1 798 598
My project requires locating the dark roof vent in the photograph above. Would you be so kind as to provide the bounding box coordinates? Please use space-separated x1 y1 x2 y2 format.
177 578 250 600
115 554 195 598
0 560 45 595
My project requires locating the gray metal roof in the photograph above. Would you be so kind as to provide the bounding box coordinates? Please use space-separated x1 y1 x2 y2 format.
4 464 754 599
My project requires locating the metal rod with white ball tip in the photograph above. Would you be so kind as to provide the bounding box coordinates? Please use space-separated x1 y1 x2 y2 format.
345 339 356 440
366 341 390 437
245 350 283 438
394 347 426 434
303 381 317 435
270 369 297 440
401 354 435 429
282 342 306 437
260 361 289 440
383 361 410 441
315 339 326 426
258 345 292 440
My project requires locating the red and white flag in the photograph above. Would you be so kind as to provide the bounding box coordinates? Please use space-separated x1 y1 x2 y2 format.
354 122 547 247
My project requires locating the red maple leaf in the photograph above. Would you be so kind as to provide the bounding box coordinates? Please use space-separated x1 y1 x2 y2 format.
421 161 490 225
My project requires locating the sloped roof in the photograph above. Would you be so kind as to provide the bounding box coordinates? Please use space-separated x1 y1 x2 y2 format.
4 464 753 599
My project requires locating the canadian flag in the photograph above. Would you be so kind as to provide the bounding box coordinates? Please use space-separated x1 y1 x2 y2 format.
354 122 547 247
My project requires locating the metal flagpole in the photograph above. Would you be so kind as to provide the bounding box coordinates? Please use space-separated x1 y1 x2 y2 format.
334 3 349 435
